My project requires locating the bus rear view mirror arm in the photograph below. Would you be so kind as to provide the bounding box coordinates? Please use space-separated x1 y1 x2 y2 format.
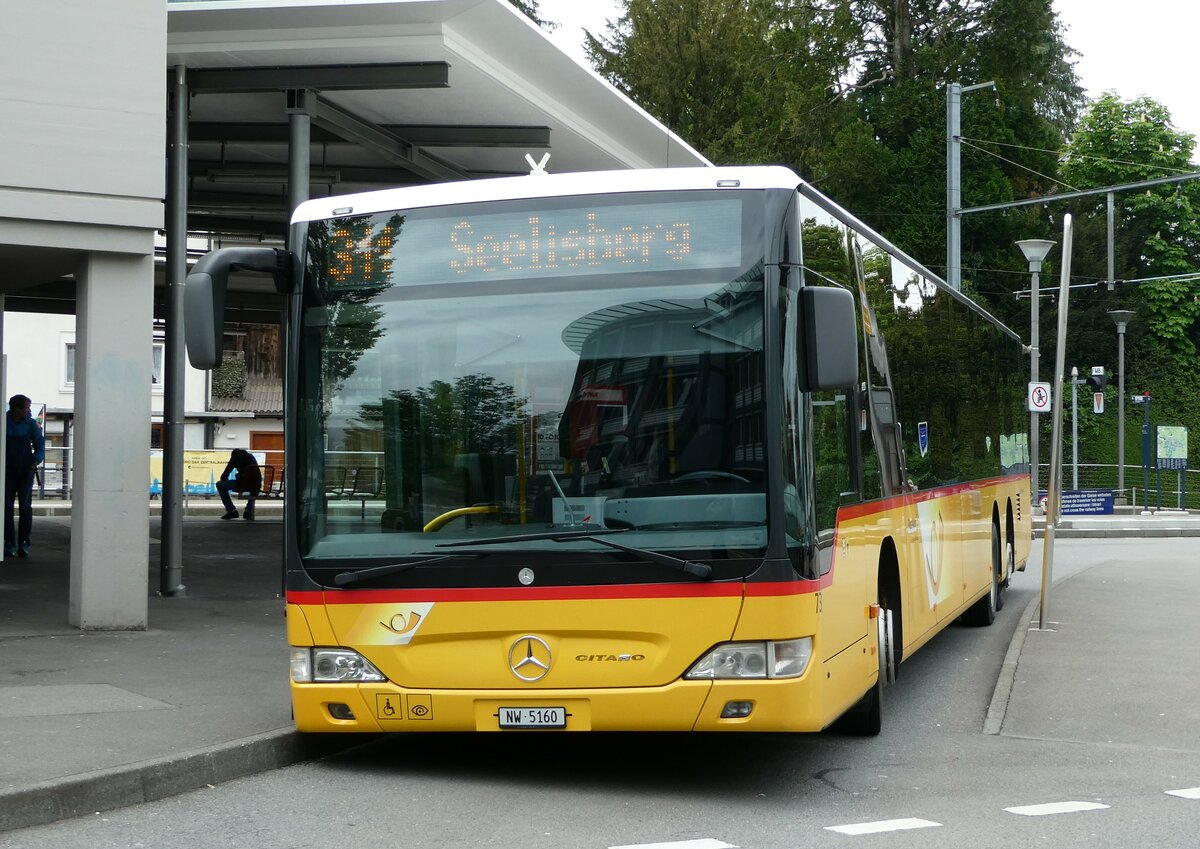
801 285 857 391
184 247 297 370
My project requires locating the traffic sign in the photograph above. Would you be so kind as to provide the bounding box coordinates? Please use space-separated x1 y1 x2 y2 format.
1093 392 1104 414
1027 381 1052 413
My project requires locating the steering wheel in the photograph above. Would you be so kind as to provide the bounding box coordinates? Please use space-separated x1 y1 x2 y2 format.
422 504 499 532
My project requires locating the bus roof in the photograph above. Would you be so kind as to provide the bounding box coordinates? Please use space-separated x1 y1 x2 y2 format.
289 166 804 224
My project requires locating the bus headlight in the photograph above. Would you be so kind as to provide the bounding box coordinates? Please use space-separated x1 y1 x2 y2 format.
684 637 812 680
291 648 386 683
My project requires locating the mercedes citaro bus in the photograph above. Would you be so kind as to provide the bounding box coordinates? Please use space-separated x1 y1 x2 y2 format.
185 165 1031 735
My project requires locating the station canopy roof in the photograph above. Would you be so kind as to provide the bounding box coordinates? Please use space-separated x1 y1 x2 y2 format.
6 1 711 320
167 0 711 241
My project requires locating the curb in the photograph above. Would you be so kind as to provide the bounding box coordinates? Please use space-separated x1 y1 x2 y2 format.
0 728 364 834
983 591 1041 736
1032 527 1200 539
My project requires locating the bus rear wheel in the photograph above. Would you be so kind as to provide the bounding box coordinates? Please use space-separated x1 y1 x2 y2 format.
964 524 1001 626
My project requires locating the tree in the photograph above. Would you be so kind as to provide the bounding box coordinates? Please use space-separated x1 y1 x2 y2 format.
587 0 858 170
1057 94 1200 469
507 0 557 30
817 0 1083 326
1061 94 1200 353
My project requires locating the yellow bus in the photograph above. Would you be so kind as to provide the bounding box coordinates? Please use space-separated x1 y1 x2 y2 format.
186 165 1031 735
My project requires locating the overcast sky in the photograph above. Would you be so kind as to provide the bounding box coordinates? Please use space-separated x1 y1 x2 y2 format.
537 0 1200 144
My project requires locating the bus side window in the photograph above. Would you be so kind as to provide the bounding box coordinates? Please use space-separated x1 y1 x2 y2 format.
812 391 853 535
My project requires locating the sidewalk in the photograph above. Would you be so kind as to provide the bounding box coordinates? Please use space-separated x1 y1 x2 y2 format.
987 535 1200 752
1033 508 1200 538
1 507 1198 833
0 509 347 833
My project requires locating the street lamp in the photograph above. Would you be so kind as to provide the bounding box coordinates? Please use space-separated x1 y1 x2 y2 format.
1017 238 1056 505
1108 309 1135 503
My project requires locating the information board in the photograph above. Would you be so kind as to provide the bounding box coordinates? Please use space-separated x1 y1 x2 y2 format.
1038 489 1115 516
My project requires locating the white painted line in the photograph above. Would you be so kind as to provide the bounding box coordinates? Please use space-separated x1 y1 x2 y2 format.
1005 801 1109 816
1167 788 1200 799
608 840 737 849
824 818 941 835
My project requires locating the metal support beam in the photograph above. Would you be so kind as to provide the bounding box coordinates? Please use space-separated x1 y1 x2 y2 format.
185 215 288 238
1106 191 1115 290
960 171 1200 216
187 62 449 93
161 65 189 598
946 83 961 291
192 163 416 188
286 89 312 223
307 95 468 183
188 122 551 148
946 80 995 292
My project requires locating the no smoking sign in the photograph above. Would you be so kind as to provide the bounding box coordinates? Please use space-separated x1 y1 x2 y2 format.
1027 381 1052 413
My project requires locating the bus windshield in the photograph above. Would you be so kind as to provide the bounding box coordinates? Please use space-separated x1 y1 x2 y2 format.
296 191 769 574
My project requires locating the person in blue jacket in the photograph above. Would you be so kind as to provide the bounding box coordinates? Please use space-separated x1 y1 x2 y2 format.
5 394 45 558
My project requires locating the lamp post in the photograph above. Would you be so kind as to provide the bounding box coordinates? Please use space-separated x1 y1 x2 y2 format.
1108 309 1135 503
1017 239 1056 505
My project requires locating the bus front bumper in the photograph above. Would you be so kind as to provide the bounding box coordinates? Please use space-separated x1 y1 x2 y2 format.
291 677 826 733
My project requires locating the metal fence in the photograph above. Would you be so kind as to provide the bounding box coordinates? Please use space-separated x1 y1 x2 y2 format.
37 446 71 499
1037 462 1199 511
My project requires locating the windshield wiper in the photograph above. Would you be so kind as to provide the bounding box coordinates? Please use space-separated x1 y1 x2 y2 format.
333 554 477 587
438 529 712 580
582 535 712 579
436 528 630 547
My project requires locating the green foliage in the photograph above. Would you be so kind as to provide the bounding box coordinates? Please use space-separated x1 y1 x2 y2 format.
587 0 858 171
583 1 1200 472
211 351 247 398
1053 94 1200 469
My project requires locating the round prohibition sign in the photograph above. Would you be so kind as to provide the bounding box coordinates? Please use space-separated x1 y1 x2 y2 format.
1027 381 1052 413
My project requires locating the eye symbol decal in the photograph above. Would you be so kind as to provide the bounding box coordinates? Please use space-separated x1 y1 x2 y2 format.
381 612 422 636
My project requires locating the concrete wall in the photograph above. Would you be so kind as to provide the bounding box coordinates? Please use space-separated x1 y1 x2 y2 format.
0 0 165 249
215 417 283 449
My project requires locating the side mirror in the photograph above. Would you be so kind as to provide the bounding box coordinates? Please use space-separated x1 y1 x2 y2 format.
184 247 295 369
800 286 857 391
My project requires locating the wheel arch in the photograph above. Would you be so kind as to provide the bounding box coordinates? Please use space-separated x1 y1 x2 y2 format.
878 536 903 668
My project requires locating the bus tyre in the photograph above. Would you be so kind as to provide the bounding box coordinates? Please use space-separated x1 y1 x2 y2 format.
842 603 892 736
964 527 1000 627
995 532 1011 613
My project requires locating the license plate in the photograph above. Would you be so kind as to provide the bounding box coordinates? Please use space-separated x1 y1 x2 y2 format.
498 706 566 729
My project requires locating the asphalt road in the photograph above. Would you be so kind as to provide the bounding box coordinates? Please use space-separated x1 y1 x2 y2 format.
3 539 1198 849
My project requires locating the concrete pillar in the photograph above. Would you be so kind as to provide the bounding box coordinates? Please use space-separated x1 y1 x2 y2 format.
69 251 154 630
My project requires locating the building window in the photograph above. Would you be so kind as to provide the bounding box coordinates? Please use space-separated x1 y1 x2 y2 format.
152 343 164 387
65 342 76 386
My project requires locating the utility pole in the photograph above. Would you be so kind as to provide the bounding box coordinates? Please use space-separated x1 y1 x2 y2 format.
1070 367 1079 490
946 80 996 292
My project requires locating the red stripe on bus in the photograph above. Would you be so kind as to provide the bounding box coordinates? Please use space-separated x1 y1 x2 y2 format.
289 582 745 605
836 473 1026 521
288 574 834 606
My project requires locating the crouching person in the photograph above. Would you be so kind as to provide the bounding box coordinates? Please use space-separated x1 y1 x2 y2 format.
217 447 261 521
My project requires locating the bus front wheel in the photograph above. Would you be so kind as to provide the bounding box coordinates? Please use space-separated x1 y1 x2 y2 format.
840 598 893 736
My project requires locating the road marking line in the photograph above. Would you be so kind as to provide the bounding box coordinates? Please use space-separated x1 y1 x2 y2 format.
608 840 737 849
1167 788 1200 799
824 818 941 835
1005 801 1109 816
